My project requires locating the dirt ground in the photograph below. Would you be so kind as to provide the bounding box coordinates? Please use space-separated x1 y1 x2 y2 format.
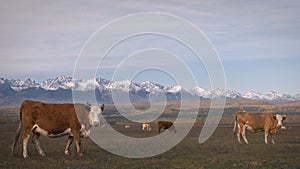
0 122 299 169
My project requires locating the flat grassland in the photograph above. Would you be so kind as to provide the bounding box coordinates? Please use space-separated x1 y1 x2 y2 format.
0 119 299 169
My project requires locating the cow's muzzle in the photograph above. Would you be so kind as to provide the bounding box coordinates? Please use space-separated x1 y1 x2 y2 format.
277 124 286 130
93 121 100 126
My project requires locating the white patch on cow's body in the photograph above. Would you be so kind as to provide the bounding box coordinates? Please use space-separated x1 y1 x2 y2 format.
32 124 72 137
32 124 48 136
48 128 72 138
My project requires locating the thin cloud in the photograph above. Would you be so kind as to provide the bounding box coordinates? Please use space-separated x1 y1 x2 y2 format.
0 1 299 93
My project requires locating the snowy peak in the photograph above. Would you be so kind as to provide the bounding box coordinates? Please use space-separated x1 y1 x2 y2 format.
4 78 40 91
0 77 299 101
242 90 296 101
106 80 142 92
212 89 241 99
167 85 183 93
243 90 265 100
189 87 211 98
41 76 74 90
139 81 165 93
265 91 283 100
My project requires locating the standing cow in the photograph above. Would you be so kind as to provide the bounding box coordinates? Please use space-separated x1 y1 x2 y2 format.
142 123 152 131
157 121 176 134
11 100 105 158
233 111 286 144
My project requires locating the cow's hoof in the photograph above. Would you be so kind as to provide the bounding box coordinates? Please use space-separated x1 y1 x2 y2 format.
78 153 83 156
64 150 70 155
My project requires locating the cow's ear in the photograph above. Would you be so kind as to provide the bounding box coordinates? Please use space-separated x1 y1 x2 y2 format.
273 115 277 120
85 105 91 112
100 104 105 111
283 115 287 120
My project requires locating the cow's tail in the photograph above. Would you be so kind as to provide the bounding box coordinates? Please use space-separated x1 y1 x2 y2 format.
232 114 237 143
11 106 23 156
233 115 237 133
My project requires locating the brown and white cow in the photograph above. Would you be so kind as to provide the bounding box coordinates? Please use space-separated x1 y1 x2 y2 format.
142 123 152 131
157 121 176 134
11 100 105 158
233 111 286 144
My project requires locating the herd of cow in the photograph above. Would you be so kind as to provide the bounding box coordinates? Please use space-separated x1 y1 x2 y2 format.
10 100 287 159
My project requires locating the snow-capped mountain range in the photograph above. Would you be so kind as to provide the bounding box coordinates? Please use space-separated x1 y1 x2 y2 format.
1 76 300 102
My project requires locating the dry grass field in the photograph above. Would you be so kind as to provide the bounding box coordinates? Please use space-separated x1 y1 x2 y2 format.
0 120 299 169
1 101 299 169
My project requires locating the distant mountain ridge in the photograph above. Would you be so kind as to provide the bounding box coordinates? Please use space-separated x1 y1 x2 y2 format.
0 76 299 107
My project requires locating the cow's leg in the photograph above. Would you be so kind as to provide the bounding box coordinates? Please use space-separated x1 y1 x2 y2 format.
64 136 74 155
264 131 269 144
22 133 30 158
271 134 275 144
241 125 249 144
237 123 242 144
171 125 177 133
269 132 275 144
32 133 45 156
73 133 82 156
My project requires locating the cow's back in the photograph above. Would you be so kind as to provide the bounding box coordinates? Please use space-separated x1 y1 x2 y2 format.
158 121 173 128
20 100 82 132
235 111 276 130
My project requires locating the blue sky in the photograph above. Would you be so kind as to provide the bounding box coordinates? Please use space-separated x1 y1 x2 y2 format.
0 1 299 94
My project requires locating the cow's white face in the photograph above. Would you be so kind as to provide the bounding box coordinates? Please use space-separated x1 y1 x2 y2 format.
275 114 287 129
88 104 103 126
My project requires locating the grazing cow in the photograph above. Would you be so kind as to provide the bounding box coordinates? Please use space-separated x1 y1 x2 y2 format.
11 100 105 158
233 111 286 144
124 125 131 129
142 123 152 131
157 121 176 134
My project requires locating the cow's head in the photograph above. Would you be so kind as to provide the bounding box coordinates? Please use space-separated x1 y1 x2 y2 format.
274 114 287 129
87 103 105 126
